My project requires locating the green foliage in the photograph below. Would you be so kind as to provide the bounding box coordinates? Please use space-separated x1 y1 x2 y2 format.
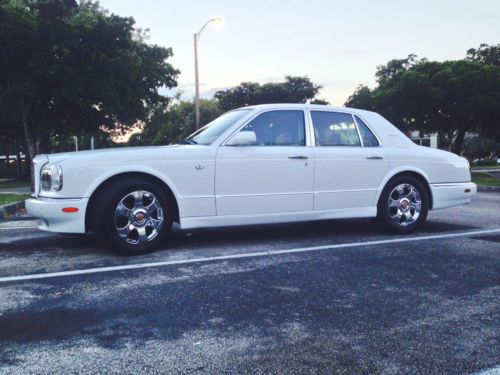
463 135 500 160
214 76 325 111
129 99 223 146
0 194 29 206
345 51 500 155
134 75 327 147
467 43 500 67
0 0 179 162
472 172 500 187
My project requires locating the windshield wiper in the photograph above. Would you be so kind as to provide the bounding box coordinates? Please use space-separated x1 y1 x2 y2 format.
181 139 197 145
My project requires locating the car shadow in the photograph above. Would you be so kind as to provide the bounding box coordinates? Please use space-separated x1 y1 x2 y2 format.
0 218 479 256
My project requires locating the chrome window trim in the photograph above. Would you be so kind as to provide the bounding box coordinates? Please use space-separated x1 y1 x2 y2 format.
351 113 364 147
222 109 309 147
352 114 383 147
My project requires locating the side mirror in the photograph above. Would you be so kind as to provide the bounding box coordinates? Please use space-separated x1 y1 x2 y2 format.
226 131 257 146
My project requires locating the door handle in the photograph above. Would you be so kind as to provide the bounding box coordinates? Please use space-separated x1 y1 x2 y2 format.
366 156 384 160
288 155 308 159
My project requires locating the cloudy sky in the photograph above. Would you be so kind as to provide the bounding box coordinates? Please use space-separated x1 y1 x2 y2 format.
100 0 499 106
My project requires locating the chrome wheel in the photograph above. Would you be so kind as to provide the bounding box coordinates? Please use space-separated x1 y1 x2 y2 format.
388 183 422 227
114 190 164 245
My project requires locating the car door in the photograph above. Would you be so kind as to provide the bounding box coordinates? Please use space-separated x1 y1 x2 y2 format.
310 110 389 210
215 109 314 216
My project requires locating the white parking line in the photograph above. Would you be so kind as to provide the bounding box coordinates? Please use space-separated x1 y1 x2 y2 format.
472 366 500 375
1 228 499 283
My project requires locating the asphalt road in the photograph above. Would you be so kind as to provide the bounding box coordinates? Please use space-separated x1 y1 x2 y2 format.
0 192 499 374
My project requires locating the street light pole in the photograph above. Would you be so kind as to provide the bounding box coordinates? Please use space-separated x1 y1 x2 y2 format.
194 17 223 129
194 33 200 130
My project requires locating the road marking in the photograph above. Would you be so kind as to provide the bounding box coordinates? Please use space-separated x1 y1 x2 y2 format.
1 228 500 283
471 366 500 375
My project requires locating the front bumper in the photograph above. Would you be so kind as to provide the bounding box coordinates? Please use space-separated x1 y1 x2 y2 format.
430 182 477 210
26 197 89 233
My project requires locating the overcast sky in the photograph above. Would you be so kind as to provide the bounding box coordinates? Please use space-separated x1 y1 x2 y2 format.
99 0 499 106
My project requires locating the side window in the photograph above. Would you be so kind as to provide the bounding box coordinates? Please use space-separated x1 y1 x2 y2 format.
311 111 361 146
355 116 380 147
239 110 305 146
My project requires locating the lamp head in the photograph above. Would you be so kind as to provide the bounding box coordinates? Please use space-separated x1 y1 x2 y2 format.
211 16 223 25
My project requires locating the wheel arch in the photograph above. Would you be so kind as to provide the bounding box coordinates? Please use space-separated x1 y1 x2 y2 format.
85 171 180 232
376 169 433 209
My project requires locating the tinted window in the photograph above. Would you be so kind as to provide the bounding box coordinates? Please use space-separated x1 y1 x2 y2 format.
311 111 361 146
355 115 380 147
239 110 305 146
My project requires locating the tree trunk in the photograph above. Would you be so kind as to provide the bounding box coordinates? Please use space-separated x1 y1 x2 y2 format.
15 138 22 180
19 100 38 182
451 129 466 155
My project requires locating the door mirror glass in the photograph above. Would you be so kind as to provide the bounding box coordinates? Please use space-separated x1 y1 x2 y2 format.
226 131 257 146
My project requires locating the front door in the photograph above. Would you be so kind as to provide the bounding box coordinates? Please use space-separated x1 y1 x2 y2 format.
215 110 314 216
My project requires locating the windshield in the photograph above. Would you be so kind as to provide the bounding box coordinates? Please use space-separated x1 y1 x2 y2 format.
184 109 251 145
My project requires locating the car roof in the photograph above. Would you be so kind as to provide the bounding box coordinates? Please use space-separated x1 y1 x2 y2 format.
241 103 372 116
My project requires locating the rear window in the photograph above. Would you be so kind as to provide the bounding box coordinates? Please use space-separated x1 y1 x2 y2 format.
311 111 361 146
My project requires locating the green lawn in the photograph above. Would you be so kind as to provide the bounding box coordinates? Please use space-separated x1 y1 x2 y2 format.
0 194 29 206
0 180 30 189
472 173 500 187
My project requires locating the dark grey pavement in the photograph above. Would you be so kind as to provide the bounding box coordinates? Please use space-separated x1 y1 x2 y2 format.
0 192 499 374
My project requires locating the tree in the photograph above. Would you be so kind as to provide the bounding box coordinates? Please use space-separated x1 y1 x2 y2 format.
129 99 223 146
214 76 324 111
345 85 375 111
345 54 500 155
0 0 179 168
467 43 500 67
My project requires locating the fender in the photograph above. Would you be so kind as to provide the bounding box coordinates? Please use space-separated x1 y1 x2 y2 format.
83 165 183 207
374 166 432 205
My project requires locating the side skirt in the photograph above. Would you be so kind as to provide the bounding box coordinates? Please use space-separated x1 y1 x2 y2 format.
179 206 377 230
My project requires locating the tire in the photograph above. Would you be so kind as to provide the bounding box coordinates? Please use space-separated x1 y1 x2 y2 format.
91 177 173 255
377 175 429 234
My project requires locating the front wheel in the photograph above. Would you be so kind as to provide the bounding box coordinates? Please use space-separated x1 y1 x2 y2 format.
377 176 429 233
91 178 173 255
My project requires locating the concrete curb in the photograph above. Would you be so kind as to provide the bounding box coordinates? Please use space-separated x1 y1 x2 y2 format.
477 185 500 193
0 187 31 195
0 199 26 219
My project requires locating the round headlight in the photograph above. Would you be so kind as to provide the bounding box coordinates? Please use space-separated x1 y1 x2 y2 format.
40 164 63 192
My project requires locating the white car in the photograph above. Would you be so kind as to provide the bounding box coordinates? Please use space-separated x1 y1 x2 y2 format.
27 104 477 254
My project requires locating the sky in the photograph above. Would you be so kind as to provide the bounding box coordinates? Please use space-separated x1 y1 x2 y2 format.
99 0 500 106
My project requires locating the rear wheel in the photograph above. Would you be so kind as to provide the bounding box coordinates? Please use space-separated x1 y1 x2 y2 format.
91 177 173 254
377 175 429 233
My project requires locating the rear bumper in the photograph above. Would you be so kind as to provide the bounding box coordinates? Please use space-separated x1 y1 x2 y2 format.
26 197 88 233
430 182 477 210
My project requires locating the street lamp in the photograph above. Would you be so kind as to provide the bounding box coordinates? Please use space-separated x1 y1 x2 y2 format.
194 16 223 129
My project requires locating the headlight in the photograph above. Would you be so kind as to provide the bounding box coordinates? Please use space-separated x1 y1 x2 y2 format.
40 164 63 192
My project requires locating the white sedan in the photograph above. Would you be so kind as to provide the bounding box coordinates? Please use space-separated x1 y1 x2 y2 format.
26 104 476 254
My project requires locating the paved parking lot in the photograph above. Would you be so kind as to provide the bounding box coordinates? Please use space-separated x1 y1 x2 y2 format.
1 192 499 374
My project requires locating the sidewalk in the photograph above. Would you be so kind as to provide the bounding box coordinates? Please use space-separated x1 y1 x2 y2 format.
471 168 500 173
0 187 30 195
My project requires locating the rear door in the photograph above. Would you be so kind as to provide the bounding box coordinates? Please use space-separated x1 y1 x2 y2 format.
310 110 389 210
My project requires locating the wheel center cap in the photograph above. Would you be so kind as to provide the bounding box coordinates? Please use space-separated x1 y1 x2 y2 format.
135 212 146 224
400 199 410 210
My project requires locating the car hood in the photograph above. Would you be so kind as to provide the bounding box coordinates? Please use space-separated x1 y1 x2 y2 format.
46 144 182 163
